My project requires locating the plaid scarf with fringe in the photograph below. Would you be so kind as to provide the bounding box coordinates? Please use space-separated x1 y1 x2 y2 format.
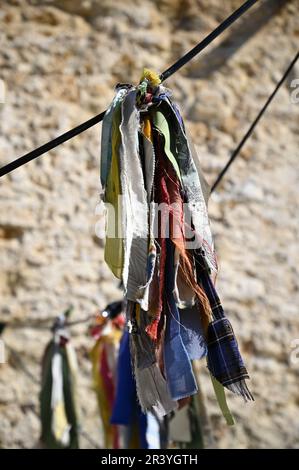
194 250 253 401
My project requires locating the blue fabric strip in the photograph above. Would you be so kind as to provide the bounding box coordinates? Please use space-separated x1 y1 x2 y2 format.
110 331 136 425
179 305 207 360
163 239 198 400
110 330 150 448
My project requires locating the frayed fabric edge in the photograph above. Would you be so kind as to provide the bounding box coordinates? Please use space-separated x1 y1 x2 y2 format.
134 362 177 417
225 379 254 402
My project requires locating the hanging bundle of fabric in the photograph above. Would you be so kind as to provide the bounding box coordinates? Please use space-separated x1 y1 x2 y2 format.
89 301 125 449
40 314 80 449
100 68 253 419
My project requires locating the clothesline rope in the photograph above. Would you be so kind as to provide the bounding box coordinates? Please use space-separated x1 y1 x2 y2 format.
0 313 100 331
0 302 124 331
211 49 299 192
0 0 258 178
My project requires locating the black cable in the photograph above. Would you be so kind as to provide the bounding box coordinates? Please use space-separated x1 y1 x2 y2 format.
0 0 258 178
5 343 40 385
0 110 106 178
5 314 93 330
2 301 124 330
211 50 299 193
79 429 101 449
160 0 258 81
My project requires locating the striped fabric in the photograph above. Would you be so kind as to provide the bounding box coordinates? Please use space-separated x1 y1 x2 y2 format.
194 250 253 401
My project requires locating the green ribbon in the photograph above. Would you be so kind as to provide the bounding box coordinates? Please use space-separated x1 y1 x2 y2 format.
152 109 182 183
210 374 235 426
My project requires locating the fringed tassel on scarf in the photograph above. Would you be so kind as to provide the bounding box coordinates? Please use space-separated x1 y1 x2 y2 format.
226 381 254 402
194 250 254 402
206 317 254 402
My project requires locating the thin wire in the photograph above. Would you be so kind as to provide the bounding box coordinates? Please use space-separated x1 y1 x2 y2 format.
0 0 258 178
211 50 299 193
79 429 101 449
1 314 96 331
160 0 258 81
65 314 95 327
5 343 40 385
0 110 106 178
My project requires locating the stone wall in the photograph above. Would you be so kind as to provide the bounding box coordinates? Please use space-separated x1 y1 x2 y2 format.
0 0 299 448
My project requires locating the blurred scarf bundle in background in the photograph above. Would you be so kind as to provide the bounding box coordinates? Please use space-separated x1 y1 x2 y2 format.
90 301 125 449
40 312 79 449
37 301 213 448
90 300 207 449
90 301 167 449
100 69 253 419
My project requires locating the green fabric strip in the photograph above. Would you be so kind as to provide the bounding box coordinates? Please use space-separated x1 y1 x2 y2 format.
152 109 182 183
210 374 235 426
